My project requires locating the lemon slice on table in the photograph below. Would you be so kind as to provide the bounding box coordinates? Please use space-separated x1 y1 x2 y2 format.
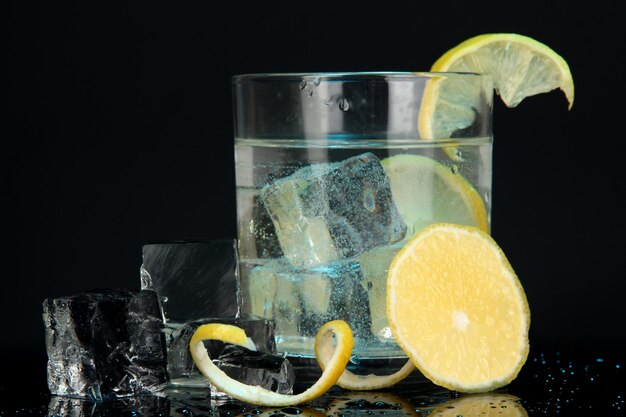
190 321 353 406
387 223 530 393
419 33 574 141
381 154 488 236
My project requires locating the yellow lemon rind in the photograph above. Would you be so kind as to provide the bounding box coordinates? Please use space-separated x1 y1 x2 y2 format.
315 338 416 390
190 320 354 405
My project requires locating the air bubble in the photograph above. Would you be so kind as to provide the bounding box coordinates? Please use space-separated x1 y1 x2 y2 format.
339 98 350 112
451 164 459 174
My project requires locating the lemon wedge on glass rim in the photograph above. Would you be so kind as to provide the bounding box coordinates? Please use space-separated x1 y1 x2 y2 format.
418 33 574 142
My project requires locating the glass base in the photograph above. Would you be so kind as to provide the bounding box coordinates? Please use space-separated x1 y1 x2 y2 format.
288 354 427 390
277 335 406 358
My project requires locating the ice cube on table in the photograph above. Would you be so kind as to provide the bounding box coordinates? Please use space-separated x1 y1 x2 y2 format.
245 260 371 351
43 289 168 400
164 318 278 384
140 239 239 322
261 152 407 268
214 344 295 395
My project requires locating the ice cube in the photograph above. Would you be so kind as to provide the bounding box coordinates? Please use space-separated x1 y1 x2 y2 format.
47 395 170 416
43 289 168 400
140 239 239 322
237 192 285 260
164 318 278 384
261 152 406 267
245 260 371 352
358 243 403 342
215 344 295 395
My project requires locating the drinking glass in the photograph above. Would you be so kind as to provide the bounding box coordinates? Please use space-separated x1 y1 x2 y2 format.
232 72 493 368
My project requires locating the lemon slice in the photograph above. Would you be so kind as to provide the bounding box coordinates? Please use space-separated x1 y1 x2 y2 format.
387 223 530 392
419 33 574 141
190 320 353 405
381 154 488 236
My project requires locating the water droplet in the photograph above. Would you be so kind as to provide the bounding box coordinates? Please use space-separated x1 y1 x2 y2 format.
455 149 463 159
282 407 302 415
161 296 169 303
451 164 459 174
308 89 314 97
339 98 350 111
313 77 321 86
299 80 307 90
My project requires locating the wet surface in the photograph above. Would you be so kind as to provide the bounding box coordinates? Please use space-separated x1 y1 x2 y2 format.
0 349 622 416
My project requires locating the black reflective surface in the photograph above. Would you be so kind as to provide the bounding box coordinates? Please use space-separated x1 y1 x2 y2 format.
1 348 622 416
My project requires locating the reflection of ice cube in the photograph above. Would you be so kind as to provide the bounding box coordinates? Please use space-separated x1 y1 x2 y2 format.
48 395 170 416
43 289 168 400
246 260 371 351
359 244 403 341
140 240 239 322
261 153 406 267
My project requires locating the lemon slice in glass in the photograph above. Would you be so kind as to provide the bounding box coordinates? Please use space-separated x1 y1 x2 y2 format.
419 33 574 141
190 320 353 405
381 154 489 237
387 223 530 393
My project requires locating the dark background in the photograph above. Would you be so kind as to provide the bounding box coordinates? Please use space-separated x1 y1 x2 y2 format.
5 0 625 401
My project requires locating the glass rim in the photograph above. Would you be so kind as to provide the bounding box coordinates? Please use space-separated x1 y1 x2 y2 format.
232 71 487 83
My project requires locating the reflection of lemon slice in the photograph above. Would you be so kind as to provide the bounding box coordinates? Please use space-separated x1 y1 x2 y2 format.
419 33 574 141
190 321 353 405
387 223 530 393
325 391 416 415
429 393 528 417
381 154 488 236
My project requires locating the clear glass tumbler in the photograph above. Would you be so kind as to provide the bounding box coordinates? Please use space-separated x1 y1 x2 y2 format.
232 72 493 367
